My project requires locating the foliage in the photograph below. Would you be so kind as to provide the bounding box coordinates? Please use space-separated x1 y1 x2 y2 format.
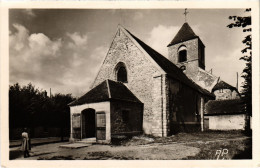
227 9 252 117
9 83 75 138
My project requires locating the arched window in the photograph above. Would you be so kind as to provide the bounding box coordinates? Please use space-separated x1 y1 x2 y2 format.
115 62 128 83
117 66 127 82
178 45 187 62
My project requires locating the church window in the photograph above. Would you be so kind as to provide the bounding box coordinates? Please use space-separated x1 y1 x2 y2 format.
178 45 187 62
117 67 127 82
115 62 128 83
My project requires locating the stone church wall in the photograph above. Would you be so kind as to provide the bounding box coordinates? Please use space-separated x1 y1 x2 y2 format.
92 29 162 135
214 89 232 100
167 77 202 134
197 40 205 69
150 74 169 136
110 100 143 136
168 38 200 76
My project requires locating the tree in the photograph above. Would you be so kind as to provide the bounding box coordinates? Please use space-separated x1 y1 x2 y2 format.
51 93 75 141
9 83 75 140
227 8 252 130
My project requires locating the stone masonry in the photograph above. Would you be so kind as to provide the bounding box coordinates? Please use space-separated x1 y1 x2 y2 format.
92 27 164 135
214 89 240 100
168 38 205 77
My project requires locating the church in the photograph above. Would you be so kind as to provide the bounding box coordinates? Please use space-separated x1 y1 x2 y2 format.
68 22 241 143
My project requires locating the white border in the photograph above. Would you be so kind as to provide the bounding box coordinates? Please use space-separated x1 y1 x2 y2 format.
1 1 259 168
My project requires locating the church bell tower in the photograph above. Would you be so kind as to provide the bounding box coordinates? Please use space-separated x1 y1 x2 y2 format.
167 22 205 76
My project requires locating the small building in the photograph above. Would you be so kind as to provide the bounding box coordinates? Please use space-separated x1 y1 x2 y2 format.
212 80 240 100
204 99 246 130
204 80 246 131
68 79 143 143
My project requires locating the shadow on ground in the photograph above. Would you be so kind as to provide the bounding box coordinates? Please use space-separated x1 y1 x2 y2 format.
232 139 252 159
10 150 55 160
38 155 74 160
9 150 23 160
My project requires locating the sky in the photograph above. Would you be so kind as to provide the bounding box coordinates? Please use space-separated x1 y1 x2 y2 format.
9 9 249 97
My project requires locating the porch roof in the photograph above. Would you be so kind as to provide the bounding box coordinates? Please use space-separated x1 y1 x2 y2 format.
68 79 142 106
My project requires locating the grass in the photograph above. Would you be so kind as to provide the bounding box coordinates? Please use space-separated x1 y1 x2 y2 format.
184 138 252 160
117 130 247 146
83 152 137 160
110 130 252 160
13 131 252 160
38 155 74 160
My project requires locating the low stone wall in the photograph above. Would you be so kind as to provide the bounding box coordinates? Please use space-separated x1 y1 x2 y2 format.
206 114 246 130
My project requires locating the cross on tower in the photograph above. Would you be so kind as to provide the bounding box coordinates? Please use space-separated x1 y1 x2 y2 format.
184 8 189 22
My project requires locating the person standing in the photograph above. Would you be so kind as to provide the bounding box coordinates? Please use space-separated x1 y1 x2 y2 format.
21 128 30 158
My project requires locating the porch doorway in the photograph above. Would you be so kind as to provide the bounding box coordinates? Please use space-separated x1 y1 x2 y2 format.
81 108 96 139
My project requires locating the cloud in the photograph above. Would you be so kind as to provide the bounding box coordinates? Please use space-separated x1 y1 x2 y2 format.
146 25 179 57
10 24 62 66
9 23 107 97
9 24 29 51
60 45 107 96
28 33 62 57
67 32 88 48
207 49 245 91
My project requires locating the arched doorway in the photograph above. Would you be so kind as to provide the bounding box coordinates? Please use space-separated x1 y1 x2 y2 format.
81 108 96 139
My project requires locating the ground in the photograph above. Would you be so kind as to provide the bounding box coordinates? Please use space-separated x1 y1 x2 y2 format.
10 131 252 160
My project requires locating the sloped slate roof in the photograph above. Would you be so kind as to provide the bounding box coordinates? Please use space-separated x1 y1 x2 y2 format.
69 79 142 106
212 80 237 92
167 23 199 47
108 80 141 102
124 28 214 98
186 68 219 92
205 99 245 115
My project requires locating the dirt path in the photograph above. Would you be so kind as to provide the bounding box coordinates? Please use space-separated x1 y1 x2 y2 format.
11 142 200 160
10 136 250 160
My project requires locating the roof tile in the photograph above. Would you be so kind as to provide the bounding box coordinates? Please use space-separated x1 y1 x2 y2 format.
212 80 237 92
167 22 198 47
205 99 245 115
69 80 142 106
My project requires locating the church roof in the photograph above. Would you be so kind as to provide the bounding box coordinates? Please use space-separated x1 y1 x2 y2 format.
205 99 245 115
212 80 237 92
124 27 214 98
167 22 200 47
186 68 219 92
68 79 142 106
